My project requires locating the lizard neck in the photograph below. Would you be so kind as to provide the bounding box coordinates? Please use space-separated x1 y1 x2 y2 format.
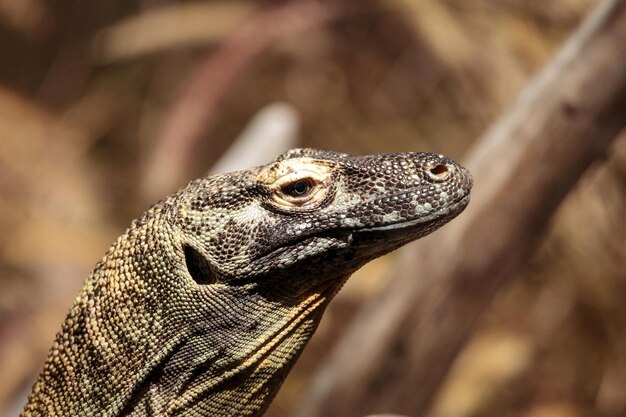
24 211 348 417
147 285 339 417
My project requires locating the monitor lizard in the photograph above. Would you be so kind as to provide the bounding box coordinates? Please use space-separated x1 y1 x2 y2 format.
22 148 472 417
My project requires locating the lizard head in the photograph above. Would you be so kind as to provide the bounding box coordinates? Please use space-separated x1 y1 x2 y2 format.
174 148 472 293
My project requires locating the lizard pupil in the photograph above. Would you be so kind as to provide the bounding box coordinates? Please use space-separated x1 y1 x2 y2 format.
283 180 311 197
294 181 308 194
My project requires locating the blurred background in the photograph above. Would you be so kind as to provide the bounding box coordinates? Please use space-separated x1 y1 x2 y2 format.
0 0 625 416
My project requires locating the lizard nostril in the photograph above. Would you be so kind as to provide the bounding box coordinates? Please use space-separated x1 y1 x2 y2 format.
429 164 449 178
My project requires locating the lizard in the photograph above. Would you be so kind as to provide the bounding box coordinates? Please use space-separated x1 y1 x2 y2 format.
22 148 472 417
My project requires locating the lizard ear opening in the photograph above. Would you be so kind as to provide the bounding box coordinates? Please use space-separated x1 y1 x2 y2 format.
183 245 217 285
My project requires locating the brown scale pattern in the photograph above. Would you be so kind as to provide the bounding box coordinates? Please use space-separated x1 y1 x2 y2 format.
22 148 472 417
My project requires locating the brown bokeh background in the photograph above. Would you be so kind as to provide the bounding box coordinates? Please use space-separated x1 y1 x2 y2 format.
0 1 625 416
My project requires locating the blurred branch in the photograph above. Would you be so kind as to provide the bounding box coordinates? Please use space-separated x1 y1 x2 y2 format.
209 102 299 175
62 66 147 144
92 2 253 63
296 0 626 416
141 1 344 203
0 0 52 40
428 277 577 417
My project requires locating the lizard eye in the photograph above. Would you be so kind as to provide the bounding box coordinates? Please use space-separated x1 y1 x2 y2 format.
261 160 332 210
272 176 326 208
281 178 314 197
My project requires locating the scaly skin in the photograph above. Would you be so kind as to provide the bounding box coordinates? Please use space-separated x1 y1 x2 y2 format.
23 148 472 417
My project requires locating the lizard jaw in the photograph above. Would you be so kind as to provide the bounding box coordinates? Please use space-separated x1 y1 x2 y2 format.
356 193 471 233
246 191 470 277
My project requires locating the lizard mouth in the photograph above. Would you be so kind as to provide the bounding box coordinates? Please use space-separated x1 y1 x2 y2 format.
252 231 354 268
252 191 470 268
355 192 470 233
